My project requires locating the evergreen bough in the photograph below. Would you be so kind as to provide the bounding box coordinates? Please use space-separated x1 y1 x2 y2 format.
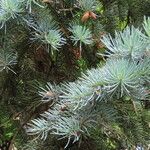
0 0 150 149
25 18 150 148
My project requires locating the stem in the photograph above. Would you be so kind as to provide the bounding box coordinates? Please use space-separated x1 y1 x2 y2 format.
130 99 138 115
79 42 82 57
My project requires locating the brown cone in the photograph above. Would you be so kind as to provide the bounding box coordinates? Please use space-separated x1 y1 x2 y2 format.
81 11 90 22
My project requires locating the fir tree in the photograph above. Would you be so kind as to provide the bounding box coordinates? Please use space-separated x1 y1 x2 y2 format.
0 0 150 149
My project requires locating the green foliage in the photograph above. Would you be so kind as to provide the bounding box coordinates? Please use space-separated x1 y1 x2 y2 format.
25 0 44 13
44 29 66 50
69 25 93 46
0 0 150 149
79 0 98 11
0 48 17 73
0 0 23 28
0 110 16 144
143 16 150 51
22 140 40 150
100 26 147 60
102 59 141 99
38 82 60 103
26 118 50 140
143 16 150 37
26 9 66 52
25 20 150 148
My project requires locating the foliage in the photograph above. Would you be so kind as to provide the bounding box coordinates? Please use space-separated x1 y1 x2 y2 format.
100 26 147 60
26 9 66 52
0 0 150 149
24 19 150 149
78 0 98 11
69 24 93 47
0 48 17 73
0 0 23 29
